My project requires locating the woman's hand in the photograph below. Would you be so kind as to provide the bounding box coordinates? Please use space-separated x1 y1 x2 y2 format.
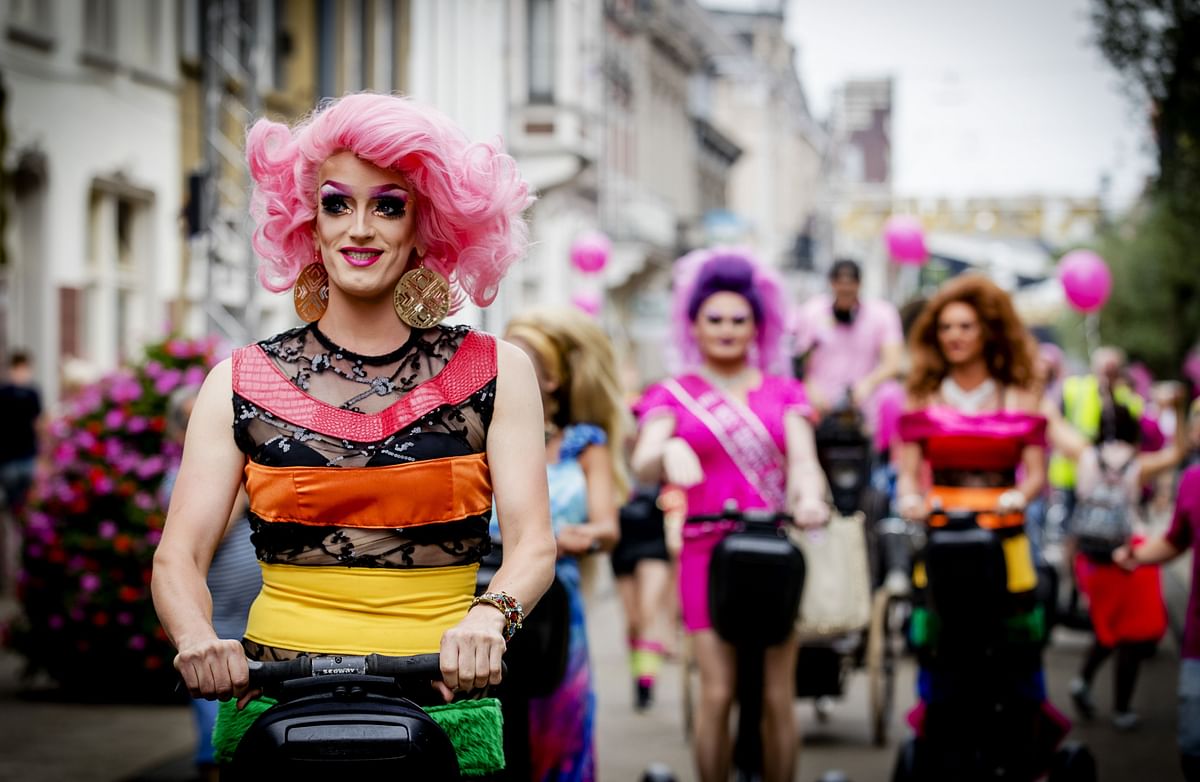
792 495 829 528
996 489 1027 515
897 493 927 522
557 524 597 557
438 606 507 700
662 437 704 487
174 636 250 702
1111 544 1137 571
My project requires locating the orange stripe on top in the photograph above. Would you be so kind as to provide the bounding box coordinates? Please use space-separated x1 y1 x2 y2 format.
927 485 1024 530
245 453 492 528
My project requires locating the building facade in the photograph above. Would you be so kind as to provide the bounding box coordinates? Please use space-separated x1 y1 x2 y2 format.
1 0 181 402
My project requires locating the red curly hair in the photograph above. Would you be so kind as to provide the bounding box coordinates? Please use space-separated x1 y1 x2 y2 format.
906 274 1037 400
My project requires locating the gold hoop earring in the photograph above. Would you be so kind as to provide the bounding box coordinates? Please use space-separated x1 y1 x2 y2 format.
393 266 450 328
294 262 329 323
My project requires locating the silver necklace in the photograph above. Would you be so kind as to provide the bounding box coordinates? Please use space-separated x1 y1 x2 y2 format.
940 376 997 413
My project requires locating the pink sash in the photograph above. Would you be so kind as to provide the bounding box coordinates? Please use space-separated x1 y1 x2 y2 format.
662 376 789 510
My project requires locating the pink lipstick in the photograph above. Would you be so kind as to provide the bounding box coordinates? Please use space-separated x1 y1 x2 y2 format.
340 247 383 267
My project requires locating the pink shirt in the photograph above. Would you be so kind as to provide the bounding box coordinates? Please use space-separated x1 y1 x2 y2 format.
1167 465 1200 659
791 293 902 410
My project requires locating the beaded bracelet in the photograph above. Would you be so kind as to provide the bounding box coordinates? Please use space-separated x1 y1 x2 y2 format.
471 591 525 642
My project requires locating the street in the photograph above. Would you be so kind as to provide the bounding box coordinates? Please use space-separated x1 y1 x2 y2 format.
0 554 1189 781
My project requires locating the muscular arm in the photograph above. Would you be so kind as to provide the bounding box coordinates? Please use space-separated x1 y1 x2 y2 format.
896 393 925 516
784 411 827 515
150 359 249 700
855 340 903 403
1043 395 1089 462
631 415 676 485
483 341 557 612
572 444 620 553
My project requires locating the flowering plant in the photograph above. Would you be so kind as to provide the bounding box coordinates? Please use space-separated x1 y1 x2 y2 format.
9 336 220 698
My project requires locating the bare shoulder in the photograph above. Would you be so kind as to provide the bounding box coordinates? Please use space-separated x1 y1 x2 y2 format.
1009 386 1041 413
902 392 930 412
495 338 535 379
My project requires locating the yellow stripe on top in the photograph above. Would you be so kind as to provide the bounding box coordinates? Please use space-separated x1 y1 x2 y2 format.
243 562 478 656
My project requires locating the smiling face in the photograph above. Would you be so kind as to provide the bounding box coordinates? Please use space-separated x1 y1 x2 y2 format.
314 151 423 302
936 300 985 367
692 291 757 365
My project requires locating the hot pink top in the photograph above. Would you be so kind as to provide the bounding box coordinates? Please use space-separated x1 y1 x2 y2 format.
898 406 1046 472
637 373 810 515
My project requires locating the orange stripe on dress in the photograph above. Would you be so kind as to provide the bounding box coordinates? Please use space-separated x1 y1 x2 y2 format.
245 453 493 528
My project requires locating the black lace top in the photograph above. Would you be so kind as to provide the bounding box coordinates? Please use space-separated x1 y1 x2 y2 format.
231 323 497 571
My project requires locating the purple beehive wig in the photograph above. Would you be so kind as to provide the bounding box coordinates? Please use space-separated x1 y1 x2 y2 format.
668 247 790 375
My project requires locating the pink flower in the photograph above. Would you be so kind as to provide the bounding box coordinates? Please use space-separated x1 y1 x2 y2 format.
48 615 64 630
98 520 118 539
117 612 133 626
104 438 124 461
126 416 148 433
128 635 147 651
135 456 164 480
109 374 143 404
80 573 101 593
104 409 126 430
183 365 207 387
133 492 156 511
53 444 78 462
153 368 183 396
93 475 114 495
145 529 163 546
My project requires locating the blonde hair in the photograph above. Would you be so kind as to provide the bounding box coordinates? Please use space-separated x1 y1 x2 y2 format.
505 308 631 499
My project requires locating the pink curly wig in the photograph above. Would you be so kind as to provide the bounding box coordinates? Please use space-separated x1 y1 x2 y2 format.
245 92 534 310
668 247 790 375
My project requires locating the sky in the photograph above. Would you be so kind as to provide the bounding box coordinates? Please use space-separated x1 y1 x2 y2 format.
779 0 1157 208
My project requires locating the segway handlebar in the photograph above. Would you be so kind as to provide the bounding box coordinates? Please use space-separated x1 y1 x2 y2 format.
247 653 448 687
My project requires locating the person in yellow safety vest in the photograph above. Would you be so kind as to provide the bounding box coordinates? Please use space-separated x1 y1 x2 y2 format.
1047 347 1145 502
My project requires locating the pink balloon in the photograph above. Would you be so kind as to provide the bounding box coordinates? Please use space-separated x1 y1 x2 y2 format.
571 289 602 316
883 215 928 266
570 231 611 274
1058 250 1112 313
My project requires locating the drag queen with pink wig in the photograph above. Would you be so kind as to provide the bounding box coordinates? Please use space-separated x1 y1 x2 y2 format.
152 93 557 774
631 248 828 782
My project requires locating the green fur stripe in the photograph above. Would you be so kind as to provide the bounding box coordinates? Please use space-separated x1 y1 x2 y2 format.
213 695 504 776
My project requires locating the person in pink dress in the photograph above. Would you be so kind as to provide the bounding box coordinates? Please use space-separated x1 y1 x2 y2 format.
896 274 1070 775
631 248 828 782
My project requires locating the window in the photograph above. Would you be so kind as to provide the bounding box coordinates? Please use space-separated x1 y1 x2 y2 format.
87 187 151 369
527 0 554 103
179 0 200 64
371 0 395 92
128 0 162 72
7 0 54 49
82 0 117 62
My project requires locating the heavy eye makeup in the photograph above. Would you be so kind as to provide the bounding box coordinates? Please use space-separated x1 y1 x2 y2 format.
318 184 409 218
705 313 750 325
